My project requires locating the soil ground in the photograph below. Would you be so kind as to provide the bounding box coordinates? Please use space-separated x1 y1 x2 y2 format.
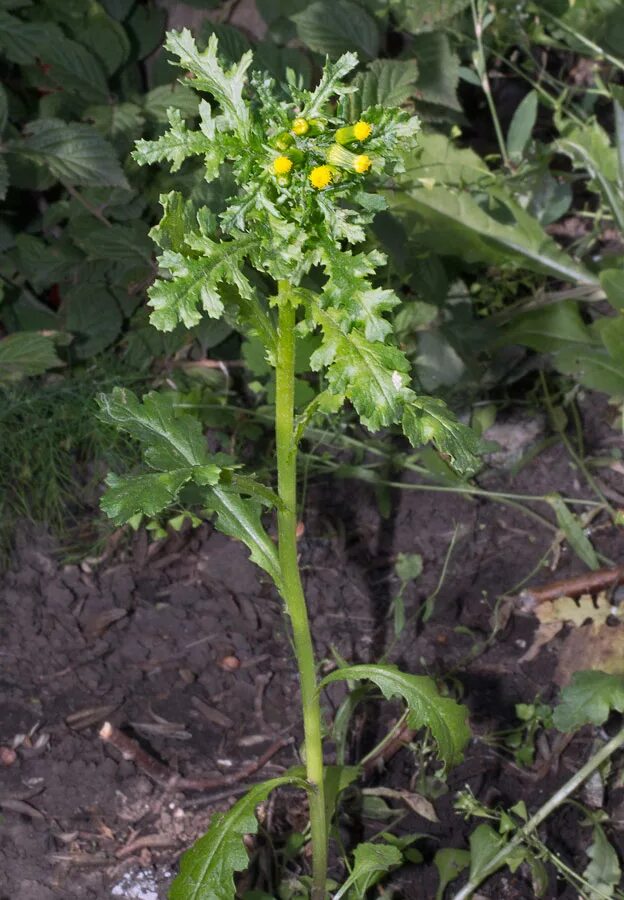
2 396 624 899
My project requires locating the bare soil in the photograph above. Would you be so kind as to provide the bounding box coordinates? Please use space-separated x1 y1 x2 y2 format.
2 397 624 899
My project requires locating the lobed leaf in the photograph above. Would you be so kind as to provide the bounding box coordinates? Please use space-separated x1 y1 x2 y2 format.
96 388 212 470
321 663 470 767
165 29 252 136
402 397 483 477
299 50 359 119
101 470 199 525
169 777 307 900
133 107 215 173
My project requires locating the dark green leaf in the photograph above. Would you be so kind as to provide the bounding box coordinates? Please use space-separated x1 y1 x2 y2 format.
11 119 128 188
169 777 307 900
353 59 419 117
0 83 7 134
126 2 166 58
292 1 380 60
0 332 62 383
39 34 110 103
0 11 62 65
411 32 460 110
63 283 123 358
553 671 624 731
0 155 8 200
390 0 470 32
321 663 470 766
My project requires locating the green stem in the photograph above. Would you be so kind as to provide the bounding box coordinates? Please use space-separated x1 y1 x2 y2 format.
470 0 510 168
452 725 624 899
275 287 328 900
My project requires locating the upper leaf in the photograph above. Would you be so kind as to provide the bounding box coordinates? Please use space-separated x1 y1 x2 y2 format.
321 663 470 767
165 29 252 137
169 776 307 900
553 670 624 732
292 2 380 61
299 50 359 118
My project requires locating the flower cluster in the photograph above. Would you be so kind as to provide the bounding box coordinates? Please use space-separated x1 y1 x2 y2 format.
270 117 373 189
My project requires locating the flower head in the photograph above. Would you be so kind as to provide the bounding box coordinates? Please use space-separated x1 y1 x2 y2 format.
273 156 293 175
292 117 309 136
309 165 333 189
353 120 372 141
353 154 372 174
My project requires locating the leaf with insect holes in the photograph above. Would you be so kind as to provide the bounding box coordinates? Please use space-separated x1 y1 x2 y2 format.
333 842 402 900
321 664 470 767
169 776 307 900
553 671 624 731
309 307 411 431
319 243 399 341
402 397 483 476
165 30 252 136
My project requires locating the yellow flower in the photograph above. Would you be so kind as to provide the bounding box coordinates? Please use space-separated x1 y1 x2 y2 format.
292 117 309 136
309 165 333 189
273 156 293 175
353 120 372 141
353 154 372 174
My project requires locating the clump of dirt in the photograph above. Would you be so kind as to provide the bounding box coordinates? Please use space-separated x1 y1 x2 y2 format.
1 397 624 898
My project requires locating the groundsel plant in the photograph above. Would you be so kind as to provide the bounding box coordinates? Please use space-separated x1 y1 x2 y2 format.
97 31 481 900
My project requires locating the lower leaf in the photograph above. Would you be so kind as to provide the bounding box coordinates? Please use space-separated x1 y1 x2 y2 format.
169 776 307 900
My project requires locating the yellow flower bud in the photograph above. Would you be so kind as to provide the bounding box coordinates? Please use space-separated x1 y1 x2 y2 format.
335 120 373 145
273 156 293 175
326 144 373 174
292 117 309 136
309 165 333 189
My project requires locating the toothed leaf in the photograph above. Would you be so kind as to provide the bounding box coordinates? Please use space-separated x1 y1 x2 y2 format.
169 776 307 900
321 664 470 767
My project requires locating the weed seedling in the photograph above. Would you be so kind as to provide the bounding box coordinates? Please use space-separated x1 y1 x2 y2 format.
98 34 483 898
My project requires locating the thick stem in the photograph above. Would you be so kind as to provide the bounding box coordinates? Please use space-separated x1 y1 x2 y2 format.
452 725 624 900
275 289 328 900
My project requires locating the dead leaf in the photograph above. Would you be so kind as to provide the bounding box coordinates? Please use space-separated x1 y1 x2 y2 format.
362 786 439 822
522 591 624 684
